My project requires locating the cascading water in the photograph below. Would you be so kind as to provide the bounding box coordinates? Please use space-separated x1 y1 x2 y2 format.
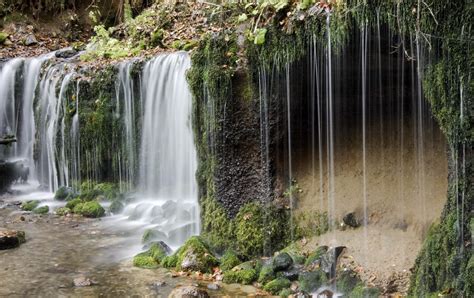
111 52 199 252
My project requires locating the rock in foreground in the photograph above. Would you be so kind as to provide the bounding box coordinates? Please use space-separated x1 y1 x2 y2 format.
0 230 26 250
168 285 209 298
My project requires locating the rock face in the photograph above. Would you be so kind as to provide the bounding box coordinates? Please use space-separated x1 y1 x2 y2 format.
0 230 26 250
168 285 209 298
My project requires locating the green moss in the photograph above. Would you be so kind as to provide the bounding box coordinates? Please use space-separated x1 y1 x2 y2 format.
280 243 306 265
279 288 293 298
0 32 8 44
258 264 275 284
235 202 292 259
133 242 169 269
54 186 74 201
65 198 83 210
33 206 49 214
220 250 241 272
161 254 179 268
78 189 102 201
298 270 327 293
336 270 361 294
172 236 219 273
133 253 159 269
350 284 380 298
55 207 71 216
150 29 164 47
73 202 84 214
21 200 39 211
77 201 105 218
223 268 257 285
305 246 328 266
263 278 291 294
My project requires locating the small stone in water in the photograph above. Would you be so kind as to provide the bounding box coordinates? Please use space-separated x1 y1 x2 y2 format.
152 280 167 288
73 276 92 287
207 283 220 290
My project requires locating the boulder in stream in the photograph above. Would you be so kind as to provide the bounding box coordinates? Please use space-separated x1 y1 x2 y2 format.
273 252 293 271
176 236 218 273
0 230 26 250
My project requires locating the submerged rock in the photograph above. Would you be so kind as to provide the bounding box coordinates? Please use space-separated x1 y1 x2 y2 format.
73 276 92 287
207 283 220 290
168 285 209 298
109 199 124 214
0 230 26 250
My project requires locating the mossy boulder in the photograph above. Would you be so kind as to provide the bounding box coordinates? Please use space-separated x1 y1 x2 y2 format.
133 241 171 269
54 186 75 201
0 230 26 250
174 236 219 273
273 252 293 272
263 277 291 294
109 200 124 214
21 200 39 211
65 198 83 210
142 228 167 244
298 270 328 293
223 268 257 284
73 202 84 214
280 244 306 265
336 269 362 294
33 206 49 214
78 189 102 201
0 32 8 44
220 250 241 272
76 201 105 218
279 288 294 298
305 246 328 267
55 207 71 216
258 263 276 284
350 284 380 297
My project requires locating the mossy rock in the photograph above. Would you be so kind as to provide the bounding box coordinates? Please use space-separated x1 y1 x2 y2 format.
350 284 380 298
258 263 276 284
280 243 306 265
133 253 159 269
279 288 294 298
33 206 49 214
77 201 105 218
336 270 362 294
0 32 8 44
175 236 218 273
298 270 328 293
65 198 83 210
305 246 328 266
273 252 293 272
73 202 84 214
21 200 39 211
55 207 71 216
263 277 291 294
54 186 75 201
109 200 124 214
133 241 170 269
142 228 167 244
78 189 102 201
220 250 241 272
223 268 257 285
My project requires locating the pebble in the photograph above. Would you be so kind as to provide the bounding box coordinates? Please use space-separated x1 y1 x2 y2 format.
73 276 92 287
207 283 219 290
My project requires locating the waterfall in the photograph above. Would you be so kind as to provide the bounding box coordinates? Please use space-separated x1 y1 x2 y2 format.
0 55 52 176
117 52 200 250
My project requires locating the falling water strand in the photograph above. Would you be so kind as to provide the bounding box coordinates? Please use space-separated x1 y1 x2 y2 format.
361 23 369 259
326 13 335 229
285 61 294 241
